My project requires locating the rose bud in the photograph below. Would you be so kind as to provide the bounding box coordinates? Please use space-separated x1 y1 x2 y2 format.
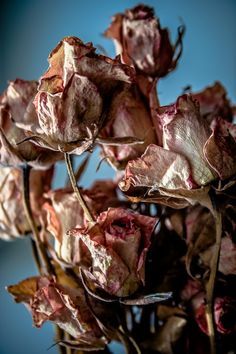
42 180 118 265
0 166 53 241
69 207 156 297
192 295 236 335
33 36 135 155
7 276 107 349
100 85 157 169
192 82 234 123
120 95 236 208
0 79 61 168
105 4 184 78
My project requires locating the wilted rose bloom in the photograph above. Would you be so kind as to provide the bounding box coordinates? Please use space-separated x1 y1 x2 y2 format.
42 180 119 264
0 166 53 240
7 276 106 348
105 5 184 78
192 82 234 123
193 295 236 335
33 37 134 155
0 79 61 168
120 95 236 208
69 208 156 297
100 85 157 169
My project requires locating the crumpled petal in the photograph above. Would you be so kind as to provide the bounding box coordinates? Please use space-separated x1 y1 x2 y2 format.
120 144 211 208
160 95 215 186
192 82 234 122
0 166 53 240
101 85 157 169
204 117 236 180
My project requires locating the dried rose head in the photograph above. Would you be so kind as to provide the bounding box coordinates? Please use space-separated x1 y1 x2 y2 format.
7 276 107 350
193 295 236 335
105 4 184 78
69 207 156 297
100 85 157 169
33 37 135 155
0 79 61 168
42 180 119 265
0 166 53 240
120 95 236 208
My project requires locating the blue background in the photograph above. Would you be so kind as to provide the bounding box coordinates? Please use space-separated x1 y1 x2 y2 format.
0 1 236 353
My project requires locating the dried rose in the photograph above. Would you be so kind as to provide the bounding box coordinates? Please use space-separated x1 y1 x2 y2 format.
105 5 184 78
7 276 107 348
100 85 157 169
42 180 118 265
193 295 236 335
0 166 53 241
69 208 156 297
32 37 135 155
0 79 61 168
120 95 236 208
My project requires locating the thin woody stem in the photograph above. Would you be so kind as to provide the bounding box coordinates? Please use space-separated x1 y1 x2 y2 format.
205 207 222 354
30 238 41 273
64 153 95 224
22 164 54 275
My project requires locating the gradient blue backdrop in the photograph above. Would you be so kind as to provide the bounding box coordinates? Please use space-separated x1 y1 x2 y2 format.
0 1 236 353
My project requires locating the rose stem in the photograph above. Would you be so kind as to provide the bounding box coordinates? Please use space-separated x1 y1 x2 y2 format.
64 153 95 223
22 164 54 275
54 326 67 354
22 164 70 354
205 208 222 354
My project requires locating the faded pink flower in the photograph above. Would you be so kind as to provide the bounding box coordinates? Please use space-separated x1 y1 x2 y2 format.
69 208 156 297
0 166 53 241
0 79 61 168
120 95 236 208
100 85 157 169
42 180 119 265
7 276 107 348
105 5 184 78
33 37 134 155
193 295 236 335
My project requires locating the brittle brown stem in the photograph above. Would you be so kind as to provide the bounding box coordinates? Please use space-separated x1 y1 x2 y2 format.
55 326 67 354
22 164 54 275
205 208 222 354
64 153 95 224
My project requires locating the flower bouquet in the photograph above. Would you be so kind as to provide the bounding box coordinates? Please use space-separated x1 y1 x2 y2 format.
1 4 236 354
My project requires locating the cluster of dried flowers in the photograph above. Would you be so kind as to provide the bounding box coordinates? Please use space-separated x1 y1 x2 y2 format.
1 4 236 354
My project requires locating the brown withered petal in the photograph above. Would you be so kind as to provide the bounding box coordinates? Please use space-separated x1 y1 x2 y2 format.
100 85 157 169
105 5 184 78
192 82 234 123
7 276 38 303
204 117 236 180
159 95 215 186
0 166 53 240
